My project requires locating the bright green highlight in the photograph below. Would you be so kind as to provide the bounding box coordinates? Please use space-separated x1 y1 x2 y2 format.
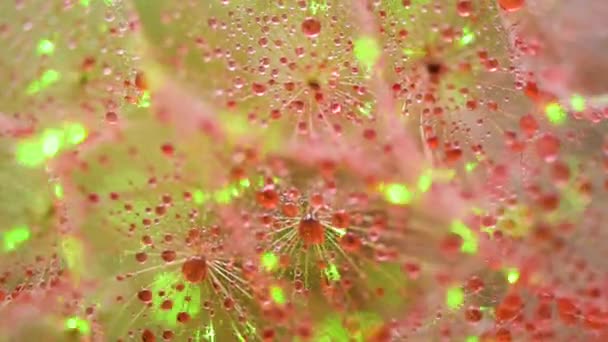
152 272 201 326
261 252 278 272
571 94 586 112
79 0 90 6
65 317 90 335
16 140 46 167
450 220 478 254
324 263 341 282
37 39 55 55
54 183 64 199
459 27 475 46
465 162 478 173
137 90 151 108
193 189 209 205
506 267 520 284
26 69 61 95
465 336 479 342
446 286 464 310
203 321 216 341
309 0 328 14
42 129 63 157
65 123 87 145
354 37 380 72
358 101 373 117
3 225 31 252
315 312 381 342
417 170 433 193
382 183 413 205
270 285 286 305
545 102 567 125
16 123 88 167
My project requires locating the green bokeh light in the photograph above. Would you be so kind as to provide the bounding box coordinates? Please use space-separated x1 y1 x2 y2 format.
382 183 413 205
65 317 91 335
270 285 285 305
261 252 278 272
37 39 55 55
16 123 87 167
446 286 464 310
450 220 478 254
506 267 520 284
324 263 341 282
459 27 475 46
26 69 61 95
570 94 586 112
3 225 31 252
417 170 433 193
545 102 567 125
354 37 380 72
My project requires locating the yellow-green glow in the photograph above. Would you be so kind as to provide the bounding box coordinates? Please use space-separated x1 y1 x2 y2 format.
65 123 87 145
3 225 31 252
37 39 55 55
358 101 373 117
270 285 286 305
79 0 90 6
137 90 151 108
239 178 250 188
506 267 520 284
417 170 433 193
382 183 413 205
459 27 475 46
403 48 425 57
450 220 478 254
64 317 90 335
571 94 586 112
309 0 329 14
26 69 61 95
193 189 208 205
261 252 278 272
54 183 64 199
16 140 46 167
465 162 478 173
16 124 87 167
152 272 201 326
466 336 479 342
354 37 380 72
324 263 341 282
545 102 567 125
41 129 63 157
203 322 216 342
446 286 464 310
315 312 381 342
214 187 233 204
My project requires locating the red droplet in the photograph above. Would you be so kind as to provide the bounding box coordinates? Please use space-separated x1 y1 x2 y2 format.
256 188 279 209
456 0 474 17
498 0 524 12
299 217 325 246
182 256 207 283
161 143 175 156
138 289 152 302
535 133 560 163
105 111 118 124
301 18 321 38
142 329 156 342
252 82 267 96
